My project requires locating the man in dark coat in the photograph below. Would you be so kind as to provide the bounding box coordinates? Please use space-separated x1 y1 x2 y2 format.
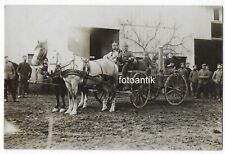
189 65 198 98
4 56 18 102
164 52 176 68
206 65 214 98
118 43 135 78
17 55 32 98
197 64 210 98
212 64 223 101
185 62 192 95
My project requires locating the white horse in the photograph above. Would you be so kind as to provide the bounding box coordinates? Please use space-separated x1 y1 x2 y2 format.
32 40 118 115
60 55 118 115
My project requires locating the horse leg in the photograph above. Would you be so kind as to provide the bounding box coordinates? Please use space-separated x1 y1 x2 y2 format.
78 91 84 108
83 92 88 108
70 81 79 115
101 92 108 111
70 95 78 115
60 83 67 112
52 87 60 112
65 92 73 114
109 97 116 112
59 92 66 113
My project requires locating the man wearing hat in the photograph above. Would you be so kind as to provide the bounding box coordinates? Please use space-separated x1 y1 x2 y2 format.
189 65 199 98
4 56 18 102
212 64 223 101
17 55 32 98
118 43 136 77
197 64 210 98
117 43 136 90
103 42 121 63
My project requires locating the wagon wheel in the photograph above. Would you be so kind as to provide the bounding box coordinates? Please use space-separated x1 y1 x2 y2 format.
94 88 115 105
164 73 188 105
130 72 149 108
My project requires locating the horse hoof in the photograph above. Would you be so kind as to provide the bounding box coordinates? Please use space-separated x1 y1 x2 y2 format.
52 108 59 113
78 104 83 108
59 108 66 113
70 111 77 115
109 109 115 112
83 105 88 109
101 108 107 111
65 110 71 114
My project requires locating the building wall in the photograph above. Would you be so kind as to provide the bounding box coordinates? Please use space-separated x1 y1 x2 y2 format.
5 6 222 67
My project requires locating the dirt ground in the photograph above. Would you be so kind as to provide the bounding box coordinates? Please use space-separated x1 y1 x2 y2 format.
4 93 223 150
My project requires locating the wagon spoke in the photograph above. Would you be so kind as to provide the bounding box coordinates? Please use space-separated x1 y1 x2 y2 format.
139 94 143 104
166 89 174 95
166 86 173 89
175 90 184 98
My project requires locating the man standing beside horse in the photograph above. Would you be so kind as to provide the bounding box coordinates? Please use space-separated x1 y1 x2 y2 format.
4 56 18 102
17 55 32 98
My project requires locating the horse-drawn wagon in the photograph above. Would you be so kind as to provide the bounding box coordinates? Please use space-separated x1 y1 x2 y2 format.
30 41 188 114
94 47 188 108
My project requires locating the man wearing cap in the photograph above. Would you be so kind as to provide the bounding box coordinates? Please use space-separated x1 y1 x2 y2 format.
118 43 136 78
212 64 223 101
206 65 214 98
178 62 188 80
4 56 18 102
117 43 136 90
189 65 198 98
197 64 210 98
186 62 192 95
103 42 120 63
17 55 32 98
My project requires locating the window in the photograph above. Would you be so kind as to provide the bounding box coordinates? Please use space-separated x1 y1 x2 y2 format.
214 8 220 21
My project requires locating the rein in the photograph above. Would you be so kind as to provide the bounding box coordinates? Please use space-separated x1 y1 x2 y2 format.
58 57 117 86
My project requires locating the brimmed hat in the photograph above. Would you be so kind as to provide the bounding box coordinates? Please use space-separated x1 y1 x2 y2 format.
202 64 206 66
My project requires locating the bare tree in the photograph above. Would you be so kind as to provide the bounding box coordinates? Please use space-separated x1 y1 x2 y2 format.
119 19 190 54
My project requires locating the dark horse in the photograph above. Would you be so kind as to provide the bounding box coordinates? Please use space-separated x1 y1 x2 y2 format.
51 65 67 113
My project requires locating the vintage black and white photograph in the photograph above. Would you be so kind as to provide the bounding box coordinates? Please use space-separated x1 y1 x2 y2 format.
4 5 223 150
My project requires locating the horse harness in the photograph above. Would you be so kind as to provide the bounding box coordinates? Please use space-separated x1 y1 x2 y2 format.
60 57 115 86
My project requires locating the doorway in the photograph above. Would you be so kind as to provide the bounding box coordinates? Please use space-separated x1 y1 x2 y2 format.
194 39 223 71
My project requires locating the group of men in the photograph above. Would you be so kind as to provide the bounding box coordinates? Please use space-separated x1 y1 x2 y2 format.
104 42 223 101
4 55 32 102
176 61 223 101
189 63 222 101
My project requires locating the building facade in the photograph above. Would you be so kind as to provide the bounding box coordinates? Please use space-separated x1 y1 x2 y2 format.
5 6 223 70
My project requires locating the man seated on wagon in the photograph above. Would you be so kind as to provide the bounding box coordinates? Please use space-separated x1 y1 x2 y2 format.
103 42 121 63
117 43 136 78
164 52 176 69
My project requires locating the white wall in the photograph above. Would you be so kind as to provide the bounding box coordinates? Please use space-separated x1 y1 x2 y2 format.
5 6 220 67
